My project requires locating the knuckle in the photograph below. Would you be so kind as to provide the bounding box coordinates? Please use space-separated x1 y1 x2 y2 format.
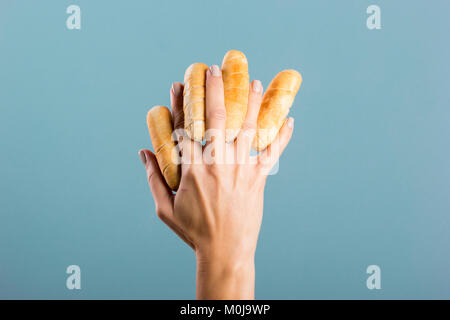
173 110 185 128
147 169 157 185
208 167 221 182
183 165 200 180
208 76 223 87
155 206 166 219
183 168 194 180
250 90 263 100
210 107 227 121
241 121 256 132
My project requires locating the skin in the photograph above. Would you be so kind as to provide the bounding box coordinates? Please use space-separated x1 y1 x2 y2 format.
139 65 294 299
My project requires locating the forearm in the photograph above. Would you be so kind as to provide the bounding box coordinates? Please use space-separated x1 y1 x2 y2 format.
196 250 255 300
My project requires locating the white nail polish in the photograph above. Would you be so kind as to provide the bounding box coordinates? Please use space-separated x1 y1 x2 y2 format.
253 80 262 93
138 150 147 165
210 65 221 77
172 82 182 96
287 117 294 128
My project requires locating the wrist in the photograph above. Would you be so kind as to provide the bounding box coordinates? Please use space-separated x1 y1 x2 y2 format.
195 246 255 300
196 251 255 278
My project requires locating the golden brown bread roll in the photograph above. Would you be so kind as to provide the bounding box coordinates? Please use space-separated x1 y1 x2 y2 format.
221 50 249 142
252 69 302 151
183 62 209 141
147 106 181 190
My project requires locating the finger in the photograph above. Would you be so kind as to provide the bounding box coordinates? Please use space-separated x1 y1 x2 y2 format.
170 82 185 132
179 133 203 167
139 149 194 250
205 65 226 150
170 81 202 165
139 149 174 219
170 82 185 158
257 117 294 173
236 80 263 163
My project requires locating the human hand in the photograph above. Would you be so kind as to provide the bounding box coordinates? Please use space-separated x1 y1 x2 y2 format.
139 65 294 299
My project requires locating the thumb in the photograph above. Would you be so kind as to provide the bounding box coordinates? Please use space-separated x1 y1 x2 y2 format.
139 149 174 220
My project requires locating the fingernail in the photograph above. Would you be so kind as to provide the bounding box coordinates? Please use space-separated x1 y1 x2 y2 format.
138 150 147 165
210 65 221 77
172 82 182 97
287 117 294 128
252 80 262 93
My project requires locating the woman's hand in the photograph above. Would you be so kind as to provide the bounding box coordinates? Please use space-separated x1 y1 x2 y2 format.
139 65 294 299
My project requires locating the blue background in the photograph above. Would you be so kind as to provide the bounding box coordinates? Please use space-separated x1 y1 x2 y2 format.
1 0 449 299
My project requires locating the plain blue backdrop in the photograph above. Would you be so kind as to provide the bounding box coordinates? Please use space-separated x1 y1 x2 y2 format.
1 0 449 299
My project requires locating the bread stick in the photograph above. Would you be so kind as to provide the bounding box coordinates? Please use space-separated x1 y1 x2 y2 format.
147 106 181 190
221 50 249 142
252 70 302 151
183 62 208 141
